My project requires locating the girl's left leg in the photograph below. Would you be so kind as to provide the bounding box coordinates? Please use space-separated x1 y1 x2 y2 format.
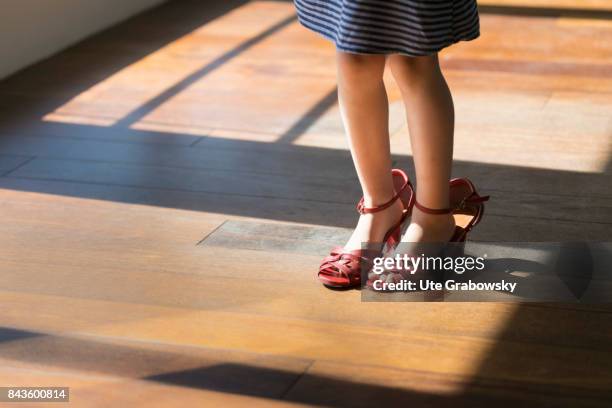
387 53 456 243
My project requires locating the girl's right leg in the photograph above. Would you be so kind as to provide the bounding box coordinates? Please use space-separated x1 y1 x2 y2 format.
336 51 404 250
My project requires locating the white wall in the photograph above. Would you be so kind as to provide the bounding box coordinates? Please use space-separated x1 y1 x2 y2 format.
0 0 167 79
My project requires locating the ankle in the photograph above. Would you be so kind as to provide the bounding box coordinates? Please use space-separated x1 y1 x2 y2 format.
401 208 456 244
411 207 455 228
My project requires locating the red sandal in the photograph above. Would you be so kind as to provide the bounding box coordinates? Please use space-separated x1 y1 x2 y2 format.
318 169 415 288
366 178 489 287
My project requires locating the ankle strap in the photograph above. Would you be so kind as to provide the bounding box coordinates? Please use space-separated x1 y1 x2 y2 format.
414 200 452 215
356 172 411 215
357 193 400 215
415 191 490 215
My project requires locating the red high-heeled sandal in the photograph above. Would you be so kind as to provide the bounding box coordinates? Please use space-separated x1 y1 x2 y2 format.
366 178 489 288
318 169 415 288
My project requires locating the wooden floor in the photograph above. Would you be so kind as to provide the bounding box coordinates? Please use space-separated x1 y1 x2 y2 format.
0 0 611 406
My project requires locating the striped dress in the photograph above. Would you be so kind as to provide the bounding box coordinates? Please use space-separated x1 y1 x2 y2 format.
294 0 480 56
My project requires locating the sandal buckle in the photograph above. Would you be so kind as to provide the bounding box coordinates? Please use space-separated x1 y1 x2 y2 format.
356 200 365 214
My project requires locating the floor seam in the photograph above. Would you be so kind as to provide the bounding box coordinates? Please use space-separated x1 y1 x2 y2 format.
0 156 36 177
195 220 227 246
280 360 315 400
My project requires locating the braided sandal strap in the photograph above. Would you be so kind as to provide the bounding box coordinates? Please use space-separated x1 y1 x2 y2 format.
319 249 380 283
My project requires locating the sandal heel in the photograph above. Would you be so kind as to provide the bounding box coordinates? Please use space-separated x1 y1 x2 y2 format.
383 223 402 252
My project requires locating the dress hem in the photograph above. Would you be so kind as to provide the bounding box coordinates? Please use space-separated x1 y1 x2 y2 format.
297 16 480 57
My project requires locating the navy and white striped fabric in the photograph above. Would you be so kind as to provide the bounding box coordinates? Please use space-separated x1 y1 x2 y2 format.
294 0 480 56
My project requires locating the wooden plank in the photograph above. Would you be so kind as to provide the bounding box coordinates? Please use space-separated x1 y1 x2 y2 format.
395 86 612 172
4 157 361 204
446 14 612 65
545 91 612 116
0 177 354 228
0 186 225 246
0 133 358 181
446 70 612 95
0 116 201 146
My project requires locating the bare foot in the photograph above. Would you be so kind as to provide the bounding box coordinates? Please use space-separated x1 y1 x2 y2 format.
343 198 404 251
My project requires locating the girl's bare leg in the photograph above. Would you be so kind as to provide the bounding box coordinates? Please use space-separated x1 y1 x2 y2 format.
336 51 404 250
388 54 456 242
